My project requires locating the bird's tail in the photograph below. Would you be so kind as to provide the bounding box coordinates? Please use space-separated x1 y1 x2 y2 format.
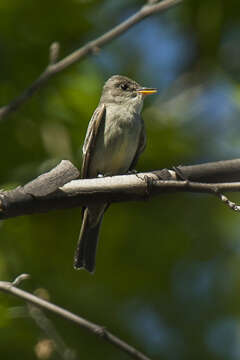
74 207 104 273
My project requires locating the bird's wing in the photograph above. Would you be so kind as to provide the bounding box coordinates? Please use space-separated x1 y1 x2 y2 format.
81 103 106 179
129 118 146 171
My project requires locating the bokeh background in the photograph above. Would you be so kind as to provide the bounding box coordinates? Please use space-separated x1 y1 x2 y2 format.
1 0 240 359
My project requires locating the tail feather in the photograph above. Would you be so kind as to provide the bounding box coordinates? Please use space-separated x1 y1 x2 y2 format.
74 208 103 273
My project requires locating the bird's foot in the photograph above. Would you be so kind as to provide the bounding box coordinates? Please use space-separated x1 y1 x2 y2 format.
127 169 138 174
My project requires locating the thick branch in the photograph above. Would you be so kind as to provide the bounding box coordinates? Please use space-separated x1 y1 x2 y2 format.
1 159 240 220
0 275 151 360
176 159 240 182
0 0 182 121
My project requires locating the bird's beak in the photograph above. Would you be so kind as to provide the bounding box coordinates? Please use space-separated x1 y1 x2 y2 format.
137 87 158 96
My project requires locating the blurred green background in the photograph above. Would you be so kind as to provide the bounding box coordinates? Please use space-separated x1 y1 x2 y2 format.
1 0 240 359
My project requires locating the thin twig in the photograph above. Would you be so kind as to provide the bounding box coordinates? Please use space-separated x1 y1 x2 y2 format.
49 42 60 65
0 0 182 121
0 275 152 360
12 273 30 286
28 303 77 360
216 192 240 212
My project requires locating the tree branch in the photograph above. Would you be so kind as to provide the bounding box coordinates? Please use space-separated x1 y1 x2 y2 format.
1 159 240 220
216 192 240 212
0 275 151 360
0 0 182 122
28 303 77 360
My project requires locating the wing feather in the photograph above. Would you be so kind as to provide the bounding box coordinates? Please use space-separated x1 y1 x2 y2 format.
129 118 146 171
81 104 106 179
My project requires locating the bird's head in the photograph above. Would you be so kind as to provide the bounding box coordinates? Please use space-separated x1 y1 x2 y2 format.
100 75 157 110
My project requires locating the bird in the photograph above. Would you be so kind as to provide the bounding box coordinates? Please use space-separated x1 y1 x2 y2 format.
74 75 157 273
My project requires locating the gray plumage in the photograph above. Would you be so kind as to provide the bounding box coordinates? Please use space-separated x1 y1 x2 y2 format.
74 75 156 273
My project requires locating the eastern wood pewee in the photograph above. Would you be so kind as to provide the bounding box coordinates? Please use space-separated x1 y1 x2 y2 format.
74 75 157 273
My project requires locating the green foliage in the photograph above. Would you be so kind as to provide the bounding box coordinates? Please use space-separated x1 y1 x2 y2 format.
1 0 240 359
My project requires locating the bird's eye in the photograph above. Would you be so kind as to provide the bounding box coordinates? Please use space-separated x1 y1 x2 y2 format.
120 83 128 91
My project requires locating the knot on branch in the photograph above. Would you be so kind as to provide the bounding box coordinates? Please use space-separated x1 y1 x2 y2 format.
94 326 107 337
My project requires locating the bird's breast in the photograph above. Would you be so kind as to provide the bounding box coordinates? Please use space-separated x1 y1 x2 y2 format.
89 105 142 176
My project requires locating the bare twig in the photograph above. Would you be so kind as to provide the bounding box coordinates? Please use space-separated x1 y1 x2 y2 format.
216 192 240 212
1 159 240 219
49 42 60 65
0 0 182 121
0 275 152 360
12 273 30 286
28 303 77 360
